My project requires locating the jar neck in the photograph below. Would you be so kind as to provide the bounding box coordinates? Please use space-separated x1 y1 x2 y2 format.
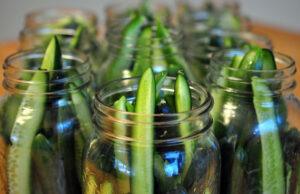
107 25 184 57
3 48 92 95
93 77 213 143
209 49 297 96
186 29 272 58
19 27 92 52
106 2 170 28
25 8 98 35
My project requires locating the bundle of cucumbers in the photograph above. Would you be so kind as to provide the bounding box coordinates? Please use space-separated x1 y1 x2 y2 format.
4 36 94 194
210 47 300 193
84 67 219 194
98 7 195 86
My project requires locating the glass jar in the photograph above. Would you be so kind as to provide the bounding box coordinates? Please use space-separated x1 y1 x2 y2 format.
185 29 273 85
208 49 300 193
0 48 94 194
176 0 250 33
96 25 196 89
25 8 98 36
19 26 103 89
105 0 172 31
83 76 220 194
23 8 104 75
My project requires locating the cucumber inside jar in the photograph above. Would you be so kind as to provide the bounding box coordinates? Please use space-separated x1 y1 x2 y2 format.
84 67 220 194
5 36 94 194
210 47 300 193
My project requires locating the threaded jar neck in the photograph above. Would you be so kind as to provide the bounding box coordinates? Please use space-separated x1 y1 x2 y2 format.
25 8 98 35
105 2 171 29
93 76 214 143
3 48 92 95
209 49 297 95
19 27 91 52
107 24 184 57
186 29 273 59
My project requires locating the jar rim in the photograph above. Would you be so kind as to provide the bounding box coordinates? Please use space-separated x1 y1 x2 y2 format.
209 48 297 95
25 7 98 28
3 48 92 95
211 48 295 73
20 27 78 38
186 30 273 57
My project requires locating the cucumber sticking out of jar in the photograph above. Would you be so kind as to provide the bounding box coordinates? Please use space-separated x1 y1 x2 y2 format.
132 67 156 194
107 14 147 81
175 72 193 180
7 36 62 194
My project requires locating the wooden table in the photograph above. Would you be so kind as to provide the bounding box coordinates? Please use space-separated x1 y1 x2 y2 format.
0 24 300 97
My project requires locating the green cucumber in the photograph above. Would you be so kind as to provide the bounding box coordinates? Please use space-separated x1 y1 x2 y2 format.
31 134 66 194
70 25 84 49
108 14 147 81
113 96 130 192
252 76 284 194
155 18 195 81
132 26 153 76
74 129 86 182
7 36 61 194
125 101 135 112
70 83 94 140
175 73 194 180
132 67 156 194
155 70 168 103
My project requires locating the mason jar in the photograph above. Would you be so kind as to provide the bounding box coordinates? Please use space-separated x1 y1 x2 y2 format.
96 24 196 89
83 76 220 194
208 49 300 193
23 8 104 75
185 29 273 85
105 0 172 31
25 8 98 36
0 48 94 194
176 0 250 33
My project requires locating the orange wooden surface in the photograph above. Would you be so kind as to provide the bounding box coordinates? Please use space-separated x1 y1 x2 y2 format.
0 24 299 97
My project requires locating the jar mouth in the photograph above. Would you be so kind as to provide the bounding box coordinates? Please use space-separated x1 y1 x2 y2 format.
93 76 214 142
209 48 297 95
94 76 213 122
107 25 184 51
3 48 92 95
181 9 251 31
25 7 98 28
186 29 273 58
20 27 77 38
105 2 170 26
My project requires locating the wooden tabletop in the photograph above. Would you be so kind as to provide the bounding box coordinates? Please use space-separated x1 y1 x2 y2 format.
0 24 299 98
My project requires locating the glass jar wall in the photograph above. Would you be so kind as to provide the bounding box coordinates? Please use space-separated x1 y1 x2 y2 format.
22 8 104 76
83 76 220 194
208 49 300 193
0 48 94 194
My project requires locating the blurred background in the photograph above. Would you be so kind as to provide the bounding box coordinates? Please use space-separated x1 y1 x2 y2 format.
0 0 300 41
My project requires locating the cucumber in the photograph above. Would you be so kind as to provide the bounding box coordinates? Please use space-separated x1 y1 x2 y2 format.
31 134 66 194
252 76 284 194
155 18 196 81
132 26 153 76
70 83 94 140
132 67 156 194
107 14 147 82
113 96 130 193
7 36 61 194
